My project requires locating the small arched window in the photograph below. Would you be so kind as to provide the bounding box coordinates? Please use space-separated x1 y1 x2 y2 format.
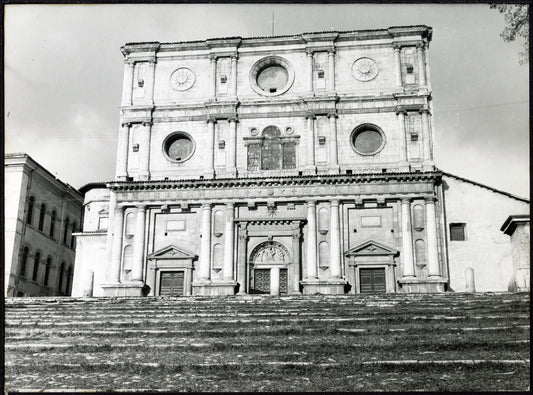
32 252 41 281
58 262 65 292
318 207 329 233
44 257 52 286
125 213 135 236
413 204 424 231
66 266 73 295
70 222 77 248
50 210 56 238
20 247 30 276
26 196 35 225
63 218 70 244
38 203 46 231
213 210 224 236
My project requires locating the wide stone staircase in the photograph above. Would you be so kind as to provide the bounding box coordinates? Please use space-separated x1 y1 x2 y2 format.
4 292 530 392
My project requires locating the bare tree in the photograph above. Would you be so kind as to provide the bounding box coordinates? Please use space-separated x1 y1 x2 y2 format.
490 4 529 64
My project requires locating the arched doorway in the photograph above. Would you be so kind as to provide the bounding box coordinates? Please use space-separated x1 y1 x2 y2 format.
249 241 291 295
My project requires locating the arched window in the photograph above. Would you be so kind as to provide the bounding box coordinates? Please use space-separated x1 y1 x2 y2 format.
32 252 41 281
413 205 424 231
63 218 70 244
58 262 65 292
261 126 283 170
20 247 30 276
247 126 297 171
415 239 426 267
44 257 52 286
50 210 56 238
38 204 46 231
319 241 329 268
125 213 135 236
70 222 76 248
26 196 35 225
318 207 329 233
213 210 224 236
66 266 73 295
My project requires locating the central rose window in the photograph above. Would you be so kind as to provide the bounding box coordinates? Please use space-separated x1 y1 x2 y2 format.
351 124 386 156
250 56 295 97
163 132 195 163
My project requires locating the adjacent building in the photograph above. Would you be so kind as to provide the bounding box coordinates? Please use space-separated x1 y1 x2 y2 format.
72 25 529 298
5 153 84 297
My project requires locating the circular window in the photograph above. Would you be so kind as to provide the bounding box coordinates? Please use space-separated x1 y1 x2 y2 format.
163 132 195 162
351 124 385 155
250 56 295 97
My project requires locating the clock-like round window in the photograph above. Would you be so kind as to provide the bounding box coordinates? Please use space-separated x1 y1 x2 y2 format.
250 56 295 97
163 132 195 162
351 124 386 156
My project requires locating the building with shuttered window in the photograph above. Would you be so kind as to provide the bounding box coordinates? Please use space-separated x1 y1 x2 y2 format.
71 26 529 297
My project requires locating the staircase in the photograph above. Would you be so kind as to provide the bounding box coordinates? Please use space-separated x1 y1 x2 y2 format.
5 292 530 392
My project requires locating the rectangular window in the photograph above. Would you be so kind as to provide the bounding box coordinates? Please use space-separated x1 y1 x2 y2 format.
361 216 382 228
450 223 466 241
166 220 186 231
98 216 109 230
282 143 296 169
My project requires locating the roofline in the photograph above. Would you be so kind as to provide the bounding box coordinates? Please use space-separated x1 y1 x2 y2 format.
440 170 530 203
500 214 530 234
78 182 109 195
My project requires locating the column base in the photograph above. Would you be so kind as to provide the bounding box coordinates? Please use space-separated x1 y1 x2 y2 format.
203 170 215 179
397 162 410 172
192 281 237 296
116 175 128 182
225 168 237 178
138 172 150 181
303 166 316 175
101 281 145 297
301 279 346 295
398 277 447 293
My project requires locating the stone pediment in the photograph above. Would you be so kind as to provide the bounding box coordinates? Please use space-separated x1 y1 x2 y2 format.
148 245 197 260
344 240 399 257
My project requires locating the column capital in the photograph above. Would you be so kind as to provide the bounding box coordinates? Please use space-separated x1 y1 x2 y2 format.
330 199 340 207
327 112 338 119
305 114 316 120
292 231 302 240
201 203 212 210
327 49 336 56
142 121 152 127
424 196 437 203
393 43 402 51
135 204 147 210
206 117 217 124
416 42 426 50
228 117 239 123
306 200 317 207
230 55 239 61
418 107 431 115
225 202 235 210
148 59 157 65
306 49 314 56
395 107 407 116
121 122 132 128
400 197 411 204
209 54 217 62
125 59 135 66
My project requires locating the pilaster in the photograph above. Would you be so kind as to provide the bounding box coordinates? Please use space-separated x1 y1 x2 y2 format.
121 60 134 106
131 205 146 282
400 198 415 278
425 197 441 278
138 121 152 181
205 118 216 178
116 123 130 180
393 44 403 90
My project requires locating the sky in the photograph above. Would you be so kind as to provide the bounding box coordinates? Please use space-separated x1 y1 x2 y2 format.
4 4 530 199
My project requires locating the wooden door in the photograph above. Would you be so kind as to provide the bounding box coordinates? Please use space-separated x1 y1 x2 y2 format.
252 269 271 294
159 271 185 296
359 268 386 294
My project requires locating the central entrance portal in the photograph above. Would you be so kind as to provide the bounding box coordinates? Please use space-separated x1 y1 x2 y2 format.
249 241 291 295
251 268 288 294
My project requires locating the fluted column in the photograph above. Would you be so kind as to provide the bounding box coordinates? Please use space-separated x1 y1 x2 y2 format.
291 226 301 293
199 204 212 281
205 118 216 178
306 50 313 93
416 43 426 86
306 201 318 280
231 56 238 98
227 118 237 175
116 123 130 180
209 55 217 100
138 122 151 181
306 115 316 170
329 200 341 279
393 45 402 89
237 223 248 294
328 113 338 167
146 59 156 105
121 60 134 106
420 108 432 162
327 50 335 92
223 203 235 281
109 206 125 283
131 205 146 281
400 199 415 278
425 198 441 277
396 110 408 163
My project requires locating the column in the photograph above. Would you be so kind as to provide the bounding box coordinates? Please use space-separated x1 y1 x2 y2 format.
209 55 217 100
227 118 237 174
105 191 117 264
329 200 341 279
306 115 316 170
306 201 318 280
416 44 427 87
138 122 151 181
396 110 408 163
146 59 156 105
199 204 212 281
400 199 415 278
121 60 134 106
425 198 441 277
131 205 146 281
109 206 125 283
205 118 216 177
327 50 335 92
223 203 235 281
420 108 432 162
231 56 238 98
291 226 301 293
116 123 130 180
393 45 402 89
270 267 280 296
328 113 338 167
237 223 248 294
306 50 313 93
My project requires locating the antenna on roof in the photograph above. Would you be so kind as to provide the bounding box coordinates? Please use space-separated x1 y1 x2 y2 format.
271 10 275 36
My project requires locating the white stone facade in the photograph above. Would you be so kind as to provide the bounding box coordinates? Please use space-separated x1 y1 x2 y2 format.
72 26 528 297
5 153 84 297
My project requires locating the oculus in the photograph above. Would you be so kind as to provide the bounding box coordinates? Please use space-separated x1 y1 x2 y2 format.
352 57 379 82
351 124 386 155
249 56 295 97
163 132 195 162
170 67 195 91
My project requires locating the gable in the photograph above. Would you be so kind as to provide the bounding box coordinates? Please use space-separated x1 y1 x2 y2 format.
344 239 399 257
147 245 197 260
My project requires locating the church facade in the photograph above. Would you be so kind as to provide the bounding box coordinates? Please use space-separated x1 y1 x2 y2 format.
72 26 529 297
